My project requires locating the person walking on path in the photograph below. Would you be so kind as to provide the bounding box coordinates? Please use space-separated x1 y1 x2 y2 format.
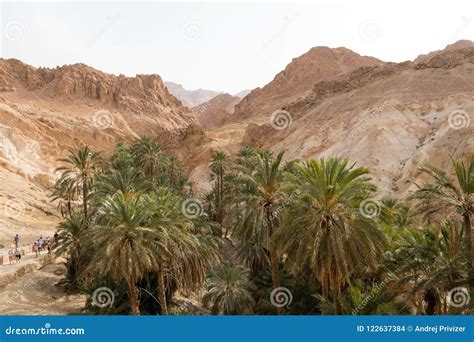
8 249 14 264
14 249 21 263
14 234 20 249
32 242 39 257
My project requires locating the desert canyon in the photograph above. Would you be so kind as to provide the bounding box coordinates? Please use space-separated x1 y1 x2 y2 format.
0 39 473 247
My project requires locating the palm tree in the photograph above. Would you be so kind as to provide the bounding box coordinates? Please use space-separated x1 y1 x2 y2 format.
275 157 386 314
149 189 219 315
231 204 269 276
167 155 179 188
131 136 166 184
202 190 216 220
94 166 148 196
380 197 416 229
393 204 416 229
412 155 473 303
391 222 467 314
203 263 256 315
235 149 286 314
51 177 77 217
209 151 231 224
56 213 87 287
56 146 101 218
88 192 162 315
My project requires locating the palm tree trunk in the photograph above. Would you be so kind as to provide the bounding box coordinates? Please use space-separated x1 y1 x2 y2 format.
157 263 168 315
333 288 342 315
82 177 88 218
67 200 72 217
463 212 473 309
321 281 329 315
216 168 224 224
128 277 140 315
265 208 282 315
333 298 342 315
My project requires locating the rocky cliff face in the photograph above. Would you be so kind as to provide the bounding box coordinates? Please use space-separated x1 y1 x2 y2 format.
230 47 383 124
194 93 241 130
0 59 196 245
239 44 474 195
185 42 473 196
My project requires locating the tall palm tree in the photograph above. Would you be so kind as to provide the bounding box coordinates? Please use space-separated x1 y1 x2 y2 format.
149 189 219 315
391 222 467 314
209 151 231 224
88 192 162 315
51 177 77 217
56 213 87 287
56 146 101 218
203 263 256 315
275 157 386 314
236 149 286 314
412 155 473 303
131 136 166 184
167 155 179 188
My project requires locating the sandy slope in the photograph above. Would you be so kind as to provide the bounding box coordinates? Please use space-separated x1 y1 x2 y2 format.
0 257 85 315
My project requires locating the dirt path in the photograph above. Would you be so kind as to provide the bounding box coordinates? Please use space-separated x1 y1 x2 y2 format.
0 257 86 315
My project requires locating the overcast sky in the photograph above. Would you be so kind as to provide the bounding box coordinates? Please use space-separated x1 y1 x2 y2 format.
1 0 473 94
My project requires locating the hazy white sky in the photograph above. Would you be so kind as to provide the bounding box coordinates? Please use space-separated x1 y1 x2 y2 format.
1 0 473 93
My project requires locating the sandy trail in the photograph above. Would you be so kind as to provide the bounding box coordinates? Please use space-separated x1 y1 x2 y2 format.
0 257 86 315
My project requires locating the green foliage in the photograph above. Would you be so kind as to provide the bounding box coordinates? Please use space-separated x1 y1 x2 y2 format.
51 140 470 316
275 157 386 312
203 263 256 315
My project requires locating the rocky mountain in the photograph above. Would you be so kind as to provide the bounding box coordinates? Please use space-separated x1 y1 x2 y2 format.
194 93 241 130
234 89 251 98
184 42 473 196
1 41 473 246
228 46 383 125
0 59 196 245
164 81 222 107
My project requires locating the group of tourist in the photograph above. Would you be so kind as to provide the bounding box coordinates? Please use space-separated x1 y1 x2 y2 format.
6 234 23 264
3 233 57 265
32 236 53 257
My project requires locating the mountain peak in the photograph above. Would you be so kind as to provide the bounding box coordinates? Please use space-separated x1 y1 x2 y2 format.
164 81 223 107
444 39 474 50
231 45 383 123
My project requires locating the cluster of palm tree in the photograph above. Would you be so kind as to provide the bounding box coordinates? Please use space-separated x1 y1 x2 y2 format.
202 149 472 315
53 137 218 315
52 136 472 315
